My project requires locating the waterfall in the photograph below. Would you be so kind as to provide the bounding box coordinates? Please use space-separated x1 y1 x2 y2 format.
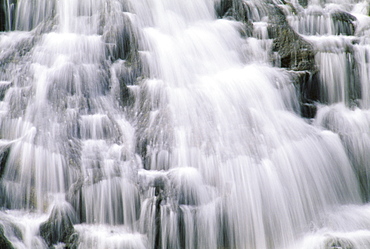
0 0 369 248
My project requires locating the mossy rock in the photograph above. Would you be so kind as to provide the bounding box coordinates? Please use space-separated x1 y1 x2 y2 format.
39 205 76 247
0 226 14 249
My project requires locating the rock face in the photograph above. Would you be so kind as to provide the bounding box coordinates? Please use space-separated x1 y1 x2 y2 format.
39 204 76 247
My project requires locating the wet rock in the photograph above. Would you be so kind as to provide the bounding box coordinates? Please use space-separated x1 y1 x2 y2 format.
215 0 253 37
0 1 6 31
215 0 233 18
103 13 139 63
0 81 12 101
270 24 315 70
268 3 318 118
110 60 138 107
0 147 10 179
268 4 315 71
331 11 356 36
292 71 320 118
65 232 79 249
39 204 76 247
0 226 14 249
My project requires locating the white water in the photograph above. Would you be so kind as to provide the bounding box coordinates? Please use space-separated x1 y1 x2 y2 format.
0 0 369 248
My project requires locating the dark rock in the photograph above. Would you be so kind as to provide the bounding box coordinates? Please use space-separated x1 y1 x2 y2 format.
215 0 233 18
154 195 163 249
111 62 138 107
104 15 139 63
0 226 14 249
0 147 10 179
104 12 145 107
268 4 316 71
215 0 253 37
0 81 12 101
39 204 76 247
0 145 11 207
267 3 318 118
293 71 320 118
0 1 6 31
0 0 17 31
270 24 315 70
331 11 357 36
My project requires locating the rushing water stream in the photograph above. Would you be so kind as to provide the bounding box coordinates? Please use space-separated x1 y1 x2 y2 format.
0 0 369 248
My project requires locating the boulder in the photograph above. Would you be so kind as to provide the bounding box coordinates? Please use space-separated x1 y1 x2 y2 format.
39 204 76 247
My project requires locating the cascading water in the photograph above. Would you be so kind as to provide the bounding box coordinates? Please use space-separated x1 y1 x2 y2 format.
0 0 369 248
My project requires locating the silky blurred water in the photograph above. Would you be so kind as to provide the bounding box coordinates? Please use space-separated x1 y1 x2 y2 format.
0 0 369 248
